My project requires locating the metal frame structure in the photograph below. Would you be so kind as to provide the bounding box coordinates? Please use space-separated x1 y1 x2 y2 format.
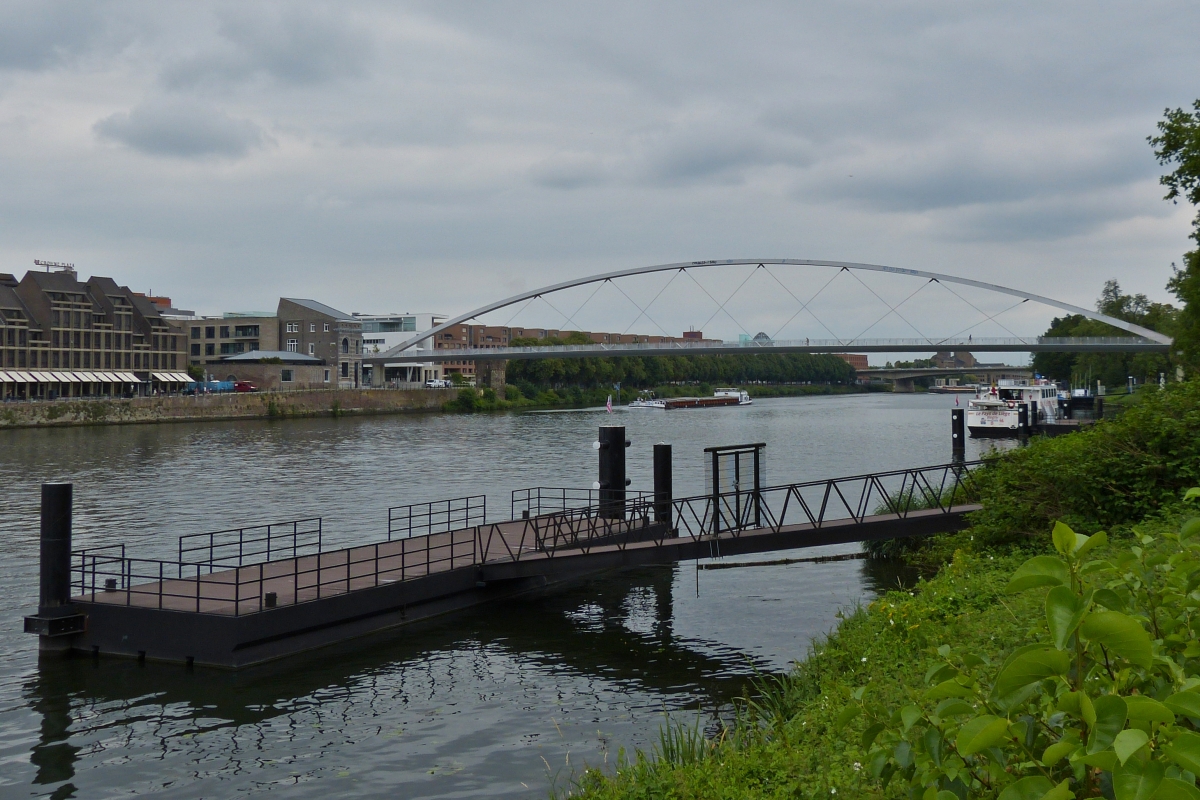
374 259 1172 360
70 461 979 618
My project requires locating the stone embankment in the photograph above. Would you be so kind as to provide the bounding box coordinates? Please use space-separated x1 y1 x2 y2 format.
0 388 455 429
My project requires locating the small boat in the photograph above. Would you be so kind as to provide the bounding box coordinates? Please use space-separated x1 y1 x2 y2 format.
966 380 1061 437
628 391 667 409
629 388 752 409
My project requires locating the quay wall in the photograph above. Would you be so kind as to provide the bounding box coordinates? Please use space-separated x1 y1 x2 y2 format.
0 388 455 429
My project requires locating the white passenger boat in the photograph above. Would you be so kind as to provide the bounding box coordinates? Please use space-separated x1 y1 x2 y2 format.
966 380 1061 437
628 391 667 409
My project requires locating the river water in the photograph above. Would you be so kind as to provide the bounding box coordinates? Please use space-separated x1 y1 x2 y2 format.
0 392 1008 798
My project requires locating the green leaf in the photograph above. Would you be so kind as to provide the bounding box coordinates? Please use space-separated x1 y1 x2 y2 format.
1125 696 1175 724
1112 756 1164 800
997 776 1054 800
1093 588 1126 611
1079 612 1153 668
1006 555 1069 594
993 647 1071 699
1046 586 1089 650
923 726 943 767
861 722 885 750
1113 729 1150 765
956 715 1011 756
1182 517 1200 542
835 705 860 730
935 792 957 800
1075 530 1109 558
1165 731 1200 774
900 704 921 732
1041 781 1073 800
926 678 974 700
1087 694 1128 754
1077 750 1118 771
894 740 912 768
925 662 957 685
1166 692 1200 719
1053 521 1079 555
1041 739 1077 766
935 698 973 717
1184 488 1200 503
1156 777 1200 800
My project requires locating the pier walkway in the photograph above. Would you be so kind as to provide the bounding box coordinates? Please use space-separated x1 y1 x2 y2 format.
57 461 980 667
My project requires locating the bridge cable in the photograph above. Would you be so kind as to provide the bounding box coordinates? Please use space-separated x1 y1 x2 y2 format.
681 265 755 337
501 296 538 327
607 277 676 339
555 279 609 333
942 297 1029 343
533 293 575 330
849 275 931 340
620 269 681 337
929 279 1029 343
697 263 764 335
763 264 847 342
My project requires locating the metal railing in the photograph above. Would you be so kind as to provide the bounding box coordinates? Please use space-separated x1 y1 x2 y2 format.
512 487 654 518
178 518 323 571
388 495 486 540
672 461 981 539
70 461 981 617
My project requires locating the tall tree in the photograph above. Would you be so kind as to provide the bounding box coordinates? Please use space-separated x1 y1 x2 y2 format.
1151 101 1200 371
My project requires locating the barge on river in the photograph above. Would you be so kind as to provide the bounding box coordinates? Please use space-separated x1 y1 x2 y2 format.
629 388 752 409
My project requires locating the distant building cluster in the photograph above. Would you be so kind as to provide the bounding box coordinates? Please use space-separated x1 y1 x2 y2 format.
0 263 878 399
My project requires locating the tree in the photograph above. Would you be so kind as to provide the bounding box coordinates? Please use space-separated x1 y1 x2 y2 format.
1031 281 1176 387
1151 102 1200 371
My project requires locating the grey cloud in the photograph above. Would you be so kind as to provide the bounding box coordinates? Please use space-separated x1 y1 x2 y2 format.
94 99 264 158
529 155 608 190
634 123 815 187
0 1 107 70
164 5 373 87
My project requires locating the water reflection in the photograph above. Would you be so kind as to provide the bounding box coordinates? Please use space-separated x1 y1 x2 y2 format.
22 557 925 798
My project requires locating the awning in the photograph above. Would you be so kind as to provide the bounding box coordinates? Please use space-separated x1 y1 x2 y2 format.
113 372 142 383
152 371 192 382
0 372 12 382
15 371 38 382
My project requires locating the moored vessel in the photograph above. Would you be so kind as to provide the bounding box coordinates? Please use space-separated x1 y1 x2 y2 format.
966 380 1061 437
627 388 752 409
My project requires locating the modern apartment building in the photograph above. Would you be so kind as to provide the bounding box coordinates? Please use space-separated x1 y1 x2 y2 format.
355 312 445 386
0 267 190 400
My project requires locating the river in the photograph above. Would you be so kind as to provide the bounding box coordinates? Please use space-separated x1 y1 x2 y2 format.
0 392 1009 798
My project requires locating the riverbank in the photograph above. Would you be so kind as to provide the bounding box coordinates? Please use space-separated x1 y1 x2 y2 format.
572 379 1200 799
0 388 455 428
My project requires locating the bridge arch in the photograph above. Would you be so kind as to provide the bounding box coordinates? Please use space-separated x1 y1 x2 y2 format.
381 258 1171 358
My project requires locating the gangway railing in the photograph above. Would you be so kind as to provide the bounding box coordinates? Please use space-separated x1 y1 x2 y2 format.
512 487 654 518
177 518 323 571
70 461 982 617
388 495 486 540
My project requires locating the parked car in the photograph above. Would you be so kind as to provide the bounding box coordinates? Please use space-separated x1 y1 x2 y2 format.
233 381 258 393
424 379 453 388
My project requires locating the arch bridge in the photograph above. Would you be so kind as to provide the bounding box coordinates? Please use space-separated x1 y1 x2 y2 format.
364 259 1171 377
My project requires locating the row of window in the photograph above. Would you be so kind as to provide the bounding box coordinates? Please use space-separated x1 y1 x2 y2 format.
284 322 330 333
3 350 176 370
48 309 133 331
283 338 362 354
191 324 268 339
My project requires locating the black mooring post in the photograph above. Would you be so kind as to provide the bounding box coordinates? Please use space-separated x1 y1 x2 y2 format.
951 408 965 453
40 483 73 614
653 443 672 528
752 446 761 528
1027 401 1039 432
1096 397 1105 420
1017 404 1029 436
711 449 721 535
598 426 629 519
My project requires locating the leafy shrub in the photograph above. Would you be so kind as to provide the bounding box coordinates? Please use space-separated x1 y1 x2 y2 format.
848 499 1200 800
504 384 523 401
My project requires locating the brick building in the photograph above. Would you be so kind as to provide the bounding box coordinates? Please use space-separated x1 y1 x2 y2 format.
0 268 189 400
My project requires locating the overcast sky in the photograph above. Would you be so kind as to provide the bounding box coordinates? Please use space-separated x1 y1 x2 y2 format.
1 1 1197 345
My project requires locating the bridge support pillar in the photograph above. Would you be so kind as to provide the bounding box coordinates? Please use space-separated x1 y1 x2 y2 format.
893 378 915 393
476 360 507 392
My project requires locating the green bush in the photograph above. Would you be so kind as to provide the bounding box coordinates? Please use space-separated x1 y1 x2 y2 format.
852 506 1200 800
452 387 478 412
504 384 523 401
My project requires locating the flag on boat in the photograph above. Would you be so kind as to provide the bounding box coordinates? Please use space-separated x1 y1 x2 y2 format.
606 394 613 412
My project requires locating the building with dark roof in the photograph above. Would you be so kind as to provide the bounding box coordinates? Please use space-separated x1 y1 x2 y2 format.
0 267 189 400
